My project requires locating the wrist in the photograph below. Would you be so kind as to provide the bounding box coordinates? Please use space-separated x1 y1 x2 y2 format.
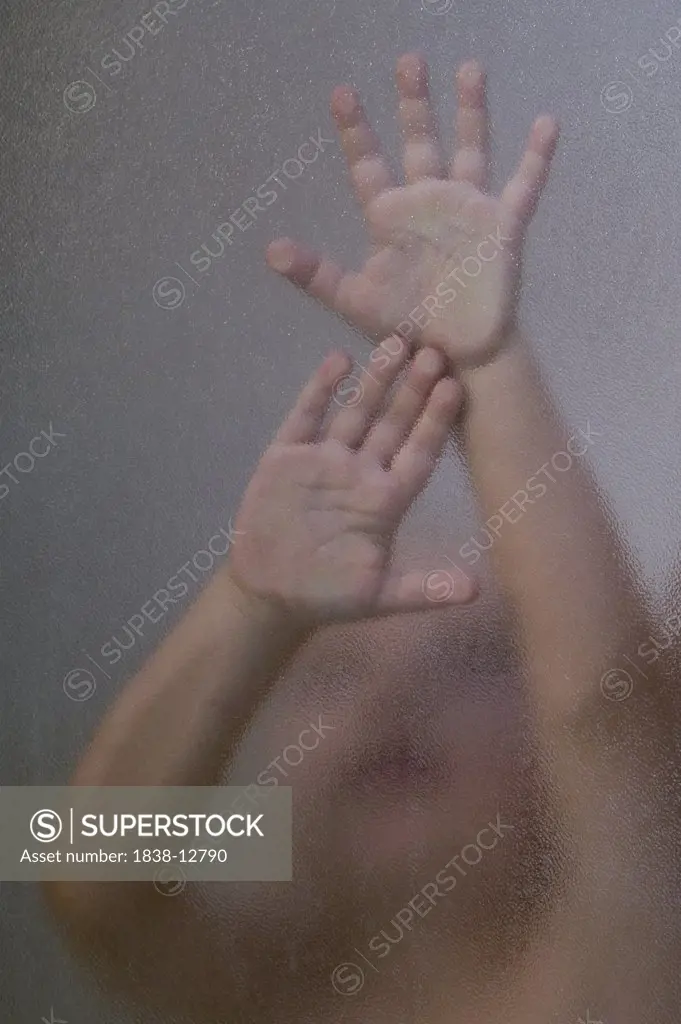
218 564 313 644
459 323 530 391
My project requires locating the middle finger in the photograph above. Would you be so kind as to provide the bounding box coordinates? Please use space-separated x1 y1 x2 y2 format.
396 52 446 184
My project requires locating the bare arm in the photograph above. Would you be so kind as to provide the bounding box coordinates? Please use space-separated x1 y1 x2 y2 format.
461 333 655 731
43 345 473 1017
269 54 673 755
43 555 307 1017
440 63 674 760
68 567 304 789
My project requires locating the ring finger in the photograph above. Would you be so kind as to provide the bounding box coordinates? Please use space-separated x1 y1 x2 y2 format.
450 59 490 191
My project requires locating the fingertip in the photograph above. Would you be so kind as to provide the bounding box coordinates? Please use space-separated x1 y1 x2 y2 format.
396 52 429 94
330 85 361 124
445 563 480 606
265 238 296 274
457 59 486 90
457 573 479 605
417 564 478 611
457 58 484 77
326 349 354 378
431 375 463 410
413 346 446 376
533 114 560 150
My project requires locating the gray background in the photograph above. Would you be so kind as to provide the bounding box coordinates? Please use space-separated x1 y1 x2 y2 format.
2 0 681 1018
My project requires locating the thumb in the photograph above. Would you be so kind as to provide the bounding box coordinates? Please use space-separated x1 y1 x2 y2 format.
375 562 478 615
266 237 351 313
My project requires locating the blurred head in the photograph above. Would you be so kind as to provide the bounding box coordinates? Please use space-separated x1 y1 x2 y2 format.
233 588 538 877
226 589 558 1017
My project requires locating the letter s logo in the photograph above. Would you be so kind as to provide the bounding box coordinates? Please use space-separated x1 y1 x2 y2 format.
30 809 63 843
600 81 633 114
332 374 364 409
63 81 97 114
152 276 186 310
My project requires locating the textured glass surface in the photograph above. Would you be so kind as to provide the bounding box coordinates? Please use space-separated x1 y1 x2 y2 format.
2 0 681 1021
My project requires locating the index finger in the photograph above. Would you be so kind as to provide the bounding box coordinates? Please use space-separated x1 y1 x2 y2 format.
274 351 353 445
330 85 397 209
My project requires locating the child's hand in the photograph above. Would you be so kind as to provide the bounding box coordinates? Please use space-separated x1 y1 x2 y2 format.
227 345 476 626
266 55 558 369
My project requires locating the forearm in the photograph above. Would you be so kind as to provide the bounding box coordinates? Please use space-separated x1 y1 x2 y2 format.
70 567 307 787
45 568 305 995
460 327 653 727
